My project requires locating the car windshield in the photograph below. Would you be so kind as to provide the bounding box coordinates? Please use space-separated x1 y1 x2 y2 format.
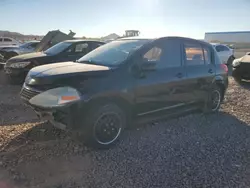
44 42 72 55
78 39 150 66
20 42 36 48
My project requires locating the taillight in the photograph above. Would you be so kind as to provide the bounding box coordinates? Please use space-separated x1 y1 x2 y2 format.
220 64 228 73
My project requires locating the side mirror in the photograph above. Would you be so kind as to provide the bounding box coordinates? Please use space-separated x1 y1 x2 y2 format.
246 52 250 55
141 61 156 71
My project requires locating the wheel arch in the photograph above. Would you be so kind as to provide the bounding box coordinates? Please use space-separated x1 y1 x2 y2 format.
212 76 226 100
84 94 135 123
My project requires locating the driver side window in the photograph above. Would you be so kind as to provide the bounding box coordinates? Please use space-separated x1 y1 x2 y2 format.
143 47 162 62
66 43 89 53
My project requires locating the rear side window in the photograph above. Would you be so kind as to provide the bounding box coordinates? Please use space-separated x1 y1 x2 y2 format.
75 43 89 53
3 38 12 42
91 42 104 50
184 42 204 66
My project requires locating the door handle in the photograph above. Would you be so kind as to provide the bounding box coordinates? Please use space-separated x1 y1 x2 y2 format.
208 69 213 74
176 73 183 78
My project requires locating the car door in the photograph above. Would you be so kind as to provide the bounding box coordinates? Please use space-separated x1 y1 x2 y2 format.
3 38 13 46
183 40 215 102
134 38 190 116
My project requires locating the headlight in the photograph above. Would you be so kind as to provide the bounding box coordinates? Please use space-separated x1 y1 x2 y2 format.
29 87 81 108
232 59 241 67
9 61 31 68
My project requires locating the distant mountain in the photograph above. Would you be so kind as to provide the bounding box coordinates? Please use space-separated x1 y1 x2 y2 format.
0 30 120 42
0 30 43 41
101 33 120 41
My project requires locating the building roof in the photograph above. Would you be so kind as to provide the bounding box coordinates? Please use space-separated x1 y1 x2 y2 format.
205 31 250 34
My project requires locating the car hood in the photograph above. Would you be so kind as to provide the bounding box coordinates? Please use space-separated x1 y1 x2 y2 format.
240 55 250 63
8 52 48 62
0 46 19 50
0 45 19 49
26 61 111 86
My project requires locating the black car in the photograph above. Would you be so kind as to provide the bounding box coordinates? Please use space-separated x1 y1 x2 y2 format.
232 53 250 83
20 36 228 149
4 40 105 83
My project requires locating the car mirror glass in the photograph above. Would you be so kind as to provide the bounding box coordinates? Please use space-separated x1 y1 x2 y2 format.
141 61 156 71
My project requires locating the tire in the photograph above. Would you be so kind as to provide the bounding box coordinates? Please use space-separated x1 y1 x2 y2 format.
81 103 126 149
203 85 223 113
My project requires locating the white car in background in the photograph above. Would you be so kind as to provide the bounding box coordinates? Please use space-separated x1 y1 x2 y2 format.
0 37 20 47
211 43 235 65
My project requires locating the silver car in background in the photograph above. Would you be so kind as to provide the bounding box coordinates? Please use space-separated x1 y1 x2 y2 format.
0 41 40 68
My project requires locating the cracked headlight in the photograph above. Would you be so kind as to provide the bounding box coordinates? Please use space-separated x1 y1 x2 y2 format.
9 61 31 68
29 87 81 108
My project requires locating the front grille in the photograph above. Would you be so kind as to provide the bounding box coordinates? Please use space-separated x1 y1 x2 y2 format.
20 86 41 101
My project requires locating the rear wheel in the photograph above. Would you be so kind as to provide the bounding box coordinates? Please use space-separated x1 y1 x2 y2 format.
81 103 126 149
203 85 223 113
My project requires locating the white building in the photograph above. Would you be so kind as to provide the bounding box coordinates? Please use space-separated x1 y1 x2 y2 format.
205 31 250 43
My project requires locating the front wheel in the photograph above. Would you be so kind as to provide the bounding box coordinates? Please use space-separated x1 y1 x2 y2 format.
203 85 223 113
81 103 126 149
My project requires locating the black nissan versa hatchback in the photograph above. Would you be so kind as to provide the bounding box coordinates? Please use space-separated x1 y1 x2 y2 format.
20 36 228 149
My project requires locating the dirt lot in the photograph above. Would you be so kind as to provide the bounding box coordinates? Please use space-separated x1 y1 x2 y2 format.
1 71 250 187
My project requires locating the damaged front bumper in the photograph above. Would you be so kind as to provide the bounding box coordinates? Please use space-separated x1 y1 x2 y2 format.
35 110 67 130
29 102 85 131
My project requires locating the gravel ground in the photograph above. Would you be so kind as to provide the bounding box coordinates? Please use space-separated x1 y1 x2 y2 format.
0 72 250 187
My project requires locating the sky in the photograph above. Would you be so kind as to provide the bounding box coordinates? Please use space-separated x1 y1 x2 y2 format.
0 0 250 39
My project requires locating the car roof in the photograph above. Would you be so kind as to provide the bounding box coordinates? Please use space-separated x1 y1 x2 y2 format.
118 36 212 47
64 39 105 43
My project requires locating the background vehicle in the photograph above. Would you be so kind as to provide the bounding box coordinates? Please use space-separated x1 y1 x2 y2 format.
4 40 105 83
0 41 40 61
211 43 235 65
20 36 228 149
232 53 250 83
0 37 20 46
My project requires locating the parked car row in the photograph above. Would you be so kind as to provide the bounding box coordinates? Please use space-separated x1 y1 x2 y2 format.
3 40 105 83
15 36 229 149
0 41 40 63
